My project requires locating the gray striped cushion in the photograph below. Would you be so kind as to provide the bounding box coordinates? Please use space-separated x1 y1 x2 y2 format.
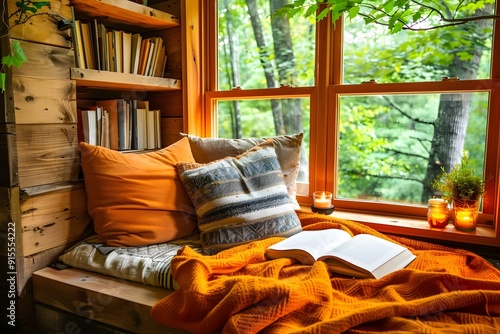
176 139 302 254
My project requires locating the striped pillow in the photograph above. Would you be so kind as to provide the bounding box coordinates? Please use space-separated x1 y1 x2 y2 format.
176 139 302 254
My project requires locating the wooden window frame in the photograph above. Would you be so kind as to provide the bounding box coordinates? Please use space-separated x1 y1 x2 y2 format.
202 1 500 247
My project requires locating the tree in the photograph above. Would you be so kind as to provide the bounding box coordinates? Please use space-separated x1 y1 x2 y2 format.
274 1 499 34
217 0 494 204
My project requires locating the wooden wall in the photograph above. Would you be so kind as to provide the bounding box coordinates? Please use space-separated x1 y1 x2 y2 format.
0 1 91 333
0 0 196 332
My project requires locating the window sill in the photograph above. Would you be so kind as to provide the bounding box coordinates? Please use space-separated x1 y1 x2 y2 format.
300 206 499 247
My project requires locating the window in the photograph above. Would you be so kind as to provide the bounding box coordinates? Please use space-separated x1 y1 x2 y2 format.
205 1 500 243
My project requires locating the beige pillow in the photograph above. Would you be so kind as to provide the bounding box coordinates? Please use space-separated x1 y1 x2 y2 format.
80 138 198 247
182 133 303 209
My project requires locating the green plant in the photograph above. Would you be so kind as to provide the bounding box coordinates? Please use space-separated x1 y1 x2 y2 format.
432 152 485 202
274 1 499 34
1 1 52 92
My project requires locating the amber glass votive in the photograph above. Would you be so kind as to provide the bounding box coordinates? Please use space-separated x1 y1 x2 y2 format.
453 200 479 231
427 198 449 228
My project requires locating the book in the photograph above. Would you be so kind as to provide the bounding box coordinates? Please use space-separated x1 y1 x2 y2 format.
97 99 120 150
154 109 161 148
130 33 142 74
122 31 132 74
80 109 98 145
265 229 416 279
80 21 96 69
136 107 147 150
114 30 123 73
130 99 139 150
107 30 116 72
71 6 85 69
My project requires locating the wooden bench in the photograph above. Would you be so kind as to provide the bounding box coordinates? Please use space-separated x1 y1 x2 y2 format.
32 267 187 333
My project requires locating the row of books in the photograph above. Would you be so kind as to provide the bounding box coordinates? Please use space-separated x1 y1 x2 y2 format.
78 99 162 151
72 18 167 77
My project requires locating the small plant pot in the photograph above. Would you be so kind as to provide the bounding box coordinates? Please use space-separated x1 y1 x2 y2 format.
452 199 479 231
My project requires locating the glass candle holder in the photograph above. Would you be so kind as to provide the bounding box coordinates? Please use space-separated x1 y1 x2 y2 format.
427 198 449 228
312 191 334 214
313 191 332 208
453 199 479 231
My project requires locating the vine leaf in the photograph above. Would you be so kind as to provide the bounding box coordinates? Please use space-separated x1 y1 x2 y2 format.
2 40 28 68
0 73 5 92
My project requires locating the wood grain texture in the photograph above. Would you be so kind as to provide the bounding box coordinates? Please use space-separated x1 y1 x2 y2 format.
7 0 72 48
20 244 70 293
21 211 90 257
182 0 204 136
12 41 75 80
72 0 179 30
149 90 183 117
71 68 181 91
160 117 183 147
33 267 185 334
16 124 80 189
0 126 18 188
21 187 91 256
13 77 77 124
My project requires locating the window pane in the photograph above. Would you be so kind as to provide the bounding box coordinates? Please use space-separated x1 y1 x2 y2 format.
216 98 310 183
218 1 315 90
343 2 494 84
337 92 488 206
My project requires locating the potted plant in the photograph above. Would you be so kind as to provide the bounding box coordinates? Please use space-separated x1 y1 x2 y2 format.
432 152 485 231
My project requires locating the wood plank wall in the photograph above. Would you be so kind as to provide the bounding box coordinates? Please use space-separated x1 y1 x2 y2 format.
1 0 189 332
0 1 90 333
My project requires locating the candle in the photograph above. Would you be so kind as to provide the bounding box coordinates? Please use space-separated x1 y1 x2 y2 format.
455 210 474 229
313 191 332 209
428 212 448 227
426 198 448 228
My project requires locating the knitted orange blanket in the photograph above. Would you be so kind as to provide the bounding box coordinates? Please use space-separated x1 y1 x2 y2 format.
151 211 500 333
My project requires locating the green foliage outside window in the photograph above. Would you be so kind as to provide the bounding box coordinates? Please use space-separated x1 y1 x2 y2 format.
217 0 497 206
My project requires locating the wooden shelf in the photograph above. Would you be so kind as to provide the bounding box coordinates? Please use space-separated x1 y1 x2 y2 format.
70 68 181 91
71 0 180 30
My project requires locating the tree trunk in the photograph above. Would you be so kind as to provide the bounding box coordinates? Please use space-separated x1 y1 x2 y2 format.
421 9 491 202
269 0 302 134
222 0 242 138
246 0 285 135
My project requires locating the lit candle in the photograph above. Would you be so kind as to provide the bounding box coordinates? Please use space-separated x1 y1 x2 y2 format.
429 212 448 227
313 191 332 209
455 210 474 229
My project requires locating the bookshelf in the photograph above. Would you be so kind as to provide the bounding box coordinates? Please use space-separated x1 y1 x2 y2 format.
70 68 180 91
71 0 184 151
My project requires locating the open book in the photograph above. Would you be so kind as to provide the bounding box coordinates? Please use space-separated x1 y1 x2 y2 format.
265 229 416 279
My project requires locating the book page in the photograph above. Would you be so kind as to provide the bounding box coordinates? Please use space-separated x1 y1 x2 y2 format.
320 234 406 273
267 229 353 263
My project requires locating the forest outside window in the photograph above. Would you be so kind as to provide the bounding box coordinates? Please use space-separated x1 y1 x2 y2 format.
333 1 497 225
210 1 499 236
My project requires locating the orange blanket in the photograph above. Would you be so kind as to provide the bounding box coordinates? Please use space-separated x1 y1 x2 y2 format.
151 211 500 333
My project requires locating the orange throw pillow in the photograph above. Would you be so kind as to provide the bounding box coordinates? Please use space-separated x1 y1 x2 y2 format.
80 137 198 247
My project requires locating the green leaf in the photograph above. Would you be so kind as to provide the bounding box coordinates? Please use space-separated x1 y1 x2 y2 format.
2 40 28 68
32 1 51 10
304 4 319 18
348 6 360 19
317 7 331 21
0 73 5 93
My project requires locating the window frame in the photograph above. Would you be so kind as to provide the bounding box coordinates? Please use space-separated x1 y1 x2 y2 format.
202 1 500 247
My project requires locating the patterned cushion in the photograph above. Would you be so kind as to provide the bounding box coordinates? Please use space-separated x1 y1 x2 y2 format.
176 139 302 254
181 133 303 209
58 234 202 290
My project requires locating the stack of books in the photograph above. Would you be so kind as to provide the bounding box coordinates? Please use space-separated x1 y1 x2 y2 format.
73 18 167 77
77 99 162 151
